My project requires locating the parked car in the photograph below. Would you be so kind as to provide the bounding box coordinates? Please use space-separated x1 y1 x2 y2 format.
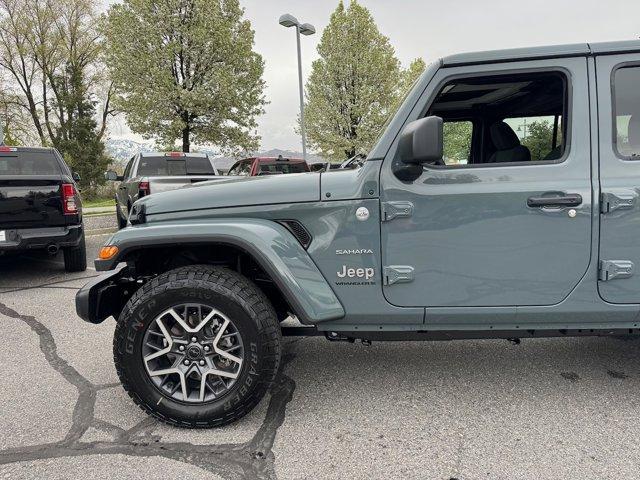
226 155 309 176
78 39 640 428
0 146 85 271
105 152 220 228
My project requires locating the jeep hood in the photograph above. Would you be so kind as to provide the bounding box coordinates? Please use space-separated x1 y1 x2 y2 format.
136 172 320 215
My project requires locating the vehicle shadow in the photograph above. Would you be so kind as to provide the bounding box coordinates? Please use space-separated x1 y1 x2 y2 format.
0 250 94 291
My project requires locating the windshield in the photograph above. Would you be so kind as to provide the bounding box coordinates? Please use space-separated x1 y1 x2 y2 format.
137 156 216 176
259 162 308 174
0 151 62 175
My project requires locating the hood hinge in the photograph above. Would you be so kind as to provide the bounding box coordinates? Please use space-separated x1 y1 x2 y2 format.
381 201 414 222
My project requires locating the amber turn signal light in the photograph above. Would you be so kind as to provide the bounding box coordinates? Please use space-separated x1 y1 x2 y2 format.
98 245 119 260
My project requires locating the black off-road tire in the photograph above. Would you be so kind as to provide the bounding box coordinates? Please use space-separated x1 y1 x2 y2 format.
113 265 282 428
63 233 87 272
116 202 127 229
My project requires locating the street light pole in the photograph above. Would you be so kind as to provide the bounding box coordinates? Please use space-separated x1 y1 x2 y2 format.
279 14 315 162
295 26 307 162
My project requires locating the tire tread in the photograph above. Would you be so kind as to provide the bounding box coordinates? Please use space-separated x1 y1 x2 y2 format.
113 264 281 428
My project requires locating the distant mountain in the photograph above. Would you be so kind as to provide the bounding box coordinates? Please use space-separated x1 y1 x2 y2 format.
104 139 154 166
105 139 327 170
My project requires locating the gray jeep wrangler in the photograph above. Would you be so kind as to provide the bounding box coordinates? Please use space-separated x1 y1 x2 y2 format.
77 40 640 428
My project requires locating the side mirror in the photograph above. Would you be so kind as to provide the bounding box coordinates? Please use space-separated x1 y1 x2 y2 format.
72 171 81 182
398 116 443 165
104 170 122 181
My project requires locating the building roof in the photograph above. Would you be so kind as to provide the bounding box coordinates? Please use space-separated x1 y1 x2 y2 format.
442 40 640 67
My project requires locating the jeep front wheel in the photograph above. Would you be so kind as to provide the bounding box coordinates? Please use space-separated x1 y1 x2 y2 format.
113 265 281 428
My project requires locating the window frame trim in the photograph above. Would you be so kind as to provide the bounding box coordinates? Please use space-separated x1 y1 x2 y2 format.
418 66 573 170
610 61 640 161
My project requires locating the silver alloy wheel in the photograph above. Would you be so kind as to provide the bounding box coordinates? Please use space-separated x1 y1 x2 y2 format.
141 304 244 403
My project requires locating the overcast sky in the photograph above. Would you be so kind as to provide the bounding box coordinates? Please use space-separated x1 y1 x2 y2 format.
107 0 640 151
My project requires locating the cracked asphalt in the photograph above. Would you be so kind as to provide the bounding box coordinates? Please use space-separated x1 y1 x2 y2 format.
2 215 640 479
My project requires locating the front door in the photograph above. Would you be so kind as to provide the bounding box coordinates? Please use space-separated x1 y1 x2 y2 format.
380 57 592 308
596 53 640 303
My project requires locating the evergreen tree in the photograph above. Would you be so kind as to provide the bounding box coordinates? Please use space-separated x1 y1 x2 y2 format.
55 63 109 191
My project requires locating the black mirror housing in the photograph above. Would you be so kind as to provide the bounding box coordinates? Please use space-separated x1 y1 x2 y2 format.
72 172 81 182
398 116 443 165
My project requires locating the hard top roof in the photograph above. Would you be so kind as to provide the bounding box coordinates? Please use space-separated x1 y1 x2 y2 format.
442 39 640 67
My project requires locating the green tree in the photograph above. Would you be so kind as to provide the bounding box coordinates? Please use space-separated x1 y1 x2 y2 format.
104 0 266 154
56 63 109 191
443 121 472 164
395 57 426 109
0 0 113 191
304 0 409 161
521 120 561 161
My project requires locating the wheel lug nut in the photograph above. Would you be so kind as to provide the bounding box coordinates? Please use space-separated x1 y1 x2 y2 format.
199 360 205 366
179 345 185 351
184 359 190 365
191 336 197 343
204 345 210 352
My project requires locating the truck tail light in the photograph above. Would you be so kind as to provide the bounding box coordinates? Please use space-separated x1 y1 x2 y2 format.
61 183 79 215
165 152 185 157
139 181 150 197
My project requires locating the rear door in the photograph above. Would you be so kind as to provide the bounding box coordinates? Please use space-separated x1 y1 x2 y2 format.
380 57 593 309
596 53 640 303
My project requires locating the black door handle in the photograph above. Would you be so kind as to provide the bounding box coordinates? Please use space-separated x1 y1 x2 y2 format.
527 193 582 208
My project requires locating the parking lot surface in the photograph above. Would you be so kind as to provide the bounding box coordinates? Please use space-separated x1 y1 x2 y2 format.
1 215 640 479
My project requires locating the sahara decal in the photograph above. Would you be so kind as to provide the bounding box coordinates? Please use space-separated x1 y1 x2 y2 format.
335 249 374 255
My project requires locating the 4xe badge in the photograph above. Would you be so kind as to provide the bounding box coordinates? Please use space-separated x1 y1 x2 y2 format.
355 207 369 221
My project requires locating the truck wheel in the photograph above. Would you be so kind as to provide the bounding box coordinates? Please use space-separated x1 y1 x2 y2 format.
113 265 281 428
116 202 127 229
63 234 87 272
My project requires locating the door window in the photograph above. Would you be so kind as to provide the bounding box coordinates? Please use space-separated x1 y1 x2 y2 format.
427 71 568 166
233 160 252 176
123 157 135 179
613 66 640 159
228 160 253 176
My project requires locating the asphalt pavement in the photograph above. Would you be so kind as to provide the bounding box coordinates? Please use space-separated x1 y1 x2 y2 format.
1 213 640 479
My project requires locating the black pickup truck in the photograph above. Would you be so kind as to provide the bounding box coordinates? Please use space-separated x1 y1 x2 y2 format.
0 146 86 271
